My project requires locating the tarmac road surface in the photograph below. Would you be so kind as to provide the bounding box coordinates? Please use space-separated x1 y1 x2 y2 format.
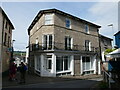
3 77 102 88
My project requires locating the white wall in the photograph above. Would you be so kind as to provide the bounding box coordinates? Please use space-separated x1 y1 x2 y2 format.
102 51 105 61
98 60 101 74
70 55 74 75
25 48 29 63
93 55 97 74
80 56 83 75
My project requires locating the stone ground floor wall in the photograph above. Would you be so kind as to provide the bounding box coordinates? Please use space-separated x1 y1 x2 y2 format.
2 47 11 74
74 55 81 75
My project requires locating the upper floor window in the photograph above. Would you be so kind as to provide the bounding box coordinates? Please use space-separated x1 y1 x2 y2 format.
43 34 53 50
8 36 11 47
65 18 71 28
85 25 89 34
5 21 8 29
4 33 7 46
45 14 53 25
65 36 73 50
85 40 91 51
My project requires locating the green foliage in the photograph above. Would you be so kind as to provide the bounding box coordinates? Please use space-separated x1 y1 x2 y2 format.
104 48 116 55
13 51 26 56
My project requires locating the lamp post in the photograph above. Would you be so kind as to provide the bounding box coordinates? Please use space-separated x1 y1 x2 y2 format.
108 24 114 47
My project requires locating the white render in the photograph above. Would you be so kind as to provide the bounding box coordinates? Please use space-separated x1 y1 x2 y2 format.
34 53 75 77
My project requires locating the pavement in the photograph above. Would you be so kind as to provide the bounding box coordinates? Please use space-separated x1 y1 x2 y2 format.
2 72 103 88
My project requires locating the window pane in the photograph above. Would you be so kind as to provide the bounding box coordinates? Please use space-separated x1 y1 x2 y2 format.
85 25 89 33
83 62 86 70
49 35 52 49
86 57 90 62
45 20 53 25
69 37 72 49
86 62 90 70
82 57 86 62
45 14 53 25
64 56 68 70
56 56 63 71
65 37 72 50
85 40 90 51
48 60 52 69
82 56 91 71
65 19 70 28
45 14 53 20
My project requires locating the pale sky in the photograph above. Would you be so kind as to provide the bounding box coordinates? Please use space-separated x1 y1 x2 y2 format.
0 1 119 51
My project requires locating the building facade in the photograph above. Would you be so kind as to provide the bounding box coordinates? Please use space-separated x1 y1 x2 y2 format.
114 31 120 48
99 34 113 62
0 7 14 73
28 9 101 77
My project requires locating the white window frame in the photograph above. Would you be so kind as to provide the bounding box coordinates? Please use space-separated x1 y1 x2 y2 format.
82 56 93 71
42 34 53 50
65 36 73 50
89 42 92 51
56 56 71 72
85 40 91 51
46 55 52 70
45 14 53 25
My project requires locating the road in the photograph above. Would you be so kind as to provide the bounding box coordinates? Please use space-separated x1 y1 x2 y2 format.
4 78 102 88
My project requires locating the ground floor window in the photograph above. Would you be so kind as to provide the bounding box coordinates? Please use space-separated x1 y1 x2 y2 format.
56 56 70 72
82 56 94 74
46 55 52 70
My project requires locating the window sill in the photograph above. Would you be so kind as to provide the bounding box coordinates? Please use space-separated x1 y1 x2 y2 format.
56 70 71 74
83 69 94 72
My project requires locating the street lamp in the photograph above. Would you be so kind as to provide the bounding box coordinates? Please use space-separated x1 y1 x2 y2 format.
108 24 114 47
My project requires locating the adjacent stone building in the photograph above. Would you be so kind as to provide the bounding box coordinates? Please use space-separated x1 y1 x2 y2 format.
0 7 14 73
99 34 113 61
28 9 101 77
